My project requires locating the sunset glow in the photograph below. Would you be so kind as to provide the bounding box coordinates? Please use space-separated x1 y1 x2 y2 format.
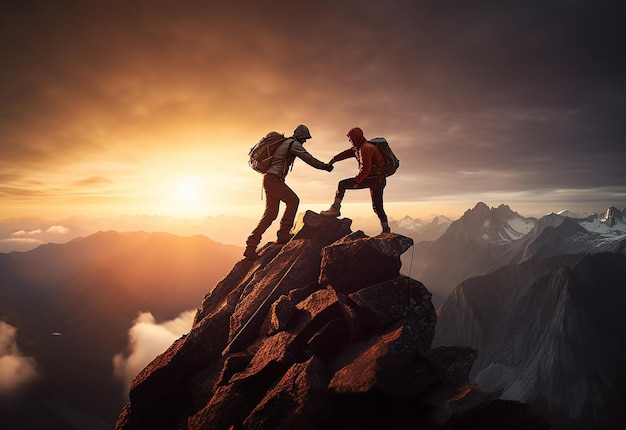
1 3 625 427
1 0 624 242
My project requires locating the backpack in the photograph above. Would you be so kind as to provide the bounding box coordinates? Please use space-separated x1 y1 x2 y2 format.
248 131 290 173
370 137 400 177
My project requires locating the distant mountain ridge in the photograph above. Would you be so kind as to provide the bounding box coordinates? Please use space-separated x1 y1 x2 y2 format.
410 202 626 300
445 202 536 244
390 215 452 242
0 231 243 429
430 203 626 429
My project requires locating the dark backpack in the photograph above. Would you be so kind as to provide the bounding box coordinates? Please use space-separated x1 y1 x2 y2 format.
248 131 289 173
370 137 400 177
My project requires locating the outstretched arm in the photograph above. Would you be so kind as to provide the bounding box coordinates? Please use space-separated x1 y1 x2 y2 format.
329 148 355 164
290 141 333 171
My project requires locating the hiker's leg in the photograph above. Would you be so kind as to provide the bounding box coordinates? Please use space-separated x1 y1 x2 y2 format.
369 177 389 232
321 178 351 216
322 178 370 217
334 177 364 208
246 175 281 248
264 176 299 240
335 178 358 201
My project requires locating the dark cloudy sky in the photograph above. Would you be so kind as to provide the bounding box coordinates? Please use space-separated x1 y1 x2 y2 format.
1 0 625 220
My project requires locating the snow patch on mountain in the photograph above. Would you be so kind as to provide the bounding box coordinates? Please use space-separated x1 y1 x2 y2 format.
390 215 452 242
528 207 626 248
564 206 626 246
580 218 626 245
432 215 453 225
396 215 425 231
556 209 592 219
486 211 536 243
505 217 536 240
507 218 535 235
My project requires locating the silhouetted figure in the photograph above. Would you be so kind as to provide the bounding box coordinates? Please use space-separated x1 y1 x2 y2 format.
245 124 333 259
321 127 390 234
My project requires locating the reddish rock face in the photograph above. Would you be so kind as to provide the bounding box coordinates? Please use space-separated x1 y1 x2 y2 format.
318 231 414 294
116 211 549 430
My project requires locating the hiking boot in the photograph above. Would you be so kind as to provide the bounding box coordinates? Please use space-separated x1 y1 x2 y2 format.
320 205 341 217
277 233 294 244
243 246 259 260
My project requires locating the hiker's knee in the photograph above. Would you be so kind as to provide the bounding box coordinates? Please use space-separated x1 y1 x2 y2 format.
286 193 299 207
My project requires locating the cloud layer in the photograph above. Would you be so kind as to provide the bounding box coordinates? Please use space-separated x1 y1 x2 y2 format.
0 321 38 394
0 223 72 253
113 310 195 391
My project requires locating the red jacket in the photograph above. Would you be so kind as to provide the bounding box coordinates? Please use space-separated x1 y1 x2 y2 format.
332 140 384 185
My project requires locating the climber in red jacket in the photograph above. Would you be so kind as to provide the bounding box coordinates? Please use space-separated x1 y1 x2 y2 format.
321 127 390 234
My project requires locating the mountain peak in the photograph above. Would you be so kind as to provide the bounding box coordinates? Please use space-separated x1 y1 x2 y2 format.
556 209 593 219
432 215 453 225
493 203 515 217
389 215 450 242
601 205 622 226
115 210 545 430
471 201 491 214
397 215 424 230
448 203 535 244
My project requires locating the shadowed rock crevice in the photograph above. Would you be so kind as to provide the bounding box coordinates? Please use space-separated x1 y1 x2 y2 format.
116 210 548 430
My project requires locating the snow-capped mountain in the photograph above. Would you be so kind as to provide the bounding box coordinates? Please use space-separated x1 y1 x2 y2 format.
580 205 626 242
390 214 452 242
410 203 538 300
395 215 425 231
430 203 626 428
444 202 536 245
512 207 626 262
556 209 592 219
409 203 626 302
511 216 597 263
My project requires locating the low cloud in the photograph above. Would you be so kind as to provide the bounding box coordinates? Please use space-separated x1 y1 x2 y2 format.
46 225 69 234
0 237 44 246
1 225 70 252
113 310 195 391
8 224 69 237
0 321 38 394
10 229 42 236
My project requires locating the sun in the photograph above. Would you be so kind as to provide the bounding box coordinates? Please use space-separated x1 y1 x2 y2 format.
161 176 206 217
179 182 199 204
153 173 225 218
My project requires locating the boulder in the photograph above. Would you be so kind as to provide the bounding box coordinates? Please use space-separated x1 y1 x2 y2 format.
319 232 414 294
350 276 436 352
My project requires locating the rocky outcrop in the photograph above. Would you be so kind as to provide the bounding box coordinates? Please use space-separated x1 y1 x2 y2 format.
116 211 548 430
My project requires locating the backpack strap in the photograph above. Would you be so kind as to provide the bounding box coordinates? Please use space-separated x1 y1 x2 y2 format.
284 138 296 172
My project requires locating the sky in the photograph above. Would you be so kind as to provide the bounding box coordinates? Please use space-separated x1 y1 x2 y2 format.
2 0 625 226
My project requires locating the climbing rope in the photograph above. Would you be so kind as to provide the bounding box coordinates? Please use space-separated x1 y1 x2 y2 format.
222 247 304 356
407 243 415 279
